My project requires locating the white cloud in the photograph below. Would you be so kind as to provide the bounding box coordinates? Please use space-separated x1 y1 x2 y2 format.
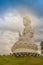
0 10 24 54
0 10 24 32
0 9 43 54
0 31 19 55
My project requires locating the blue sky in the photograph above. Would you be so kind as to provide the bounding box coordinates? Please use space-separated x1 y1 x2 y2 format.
0 0 43 54
0 0 43 16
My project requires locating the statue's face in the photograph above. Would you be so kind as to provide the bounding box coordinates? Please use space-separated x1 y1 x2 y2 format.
23 17 31 26
23 19 28 26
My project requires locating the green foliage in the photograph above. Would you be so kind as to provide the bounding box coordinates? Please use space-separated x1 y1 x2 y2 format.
0 55 43 65
40 42 43 50
40 42 43 46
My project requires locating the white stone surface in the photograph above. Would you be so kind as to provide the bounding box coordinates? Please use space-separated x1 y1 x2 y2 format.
11 16 39 54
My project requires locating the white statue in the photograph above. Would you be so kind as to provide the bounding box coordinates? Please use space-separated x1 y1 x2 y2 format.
11 16 38 54
19 16 34 44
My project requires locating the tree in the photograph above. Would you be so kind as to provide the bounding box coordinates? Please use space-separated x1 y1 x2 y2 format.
40 41 43 54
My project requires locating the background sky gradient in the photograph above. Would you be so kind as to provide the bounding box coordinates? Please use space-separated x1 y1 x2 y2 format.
0 0 43 54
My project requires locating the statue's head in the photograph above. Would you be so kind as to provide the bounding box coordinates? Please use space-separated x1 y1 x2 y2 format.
23 16 31 26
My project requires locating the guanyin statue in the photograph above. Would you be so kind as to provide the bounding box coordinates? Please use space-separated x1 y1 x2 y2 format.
11 16 39 56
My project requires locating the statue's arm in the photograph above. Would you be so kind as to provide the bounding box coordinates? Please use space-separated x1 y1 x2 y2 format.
19 28 26 37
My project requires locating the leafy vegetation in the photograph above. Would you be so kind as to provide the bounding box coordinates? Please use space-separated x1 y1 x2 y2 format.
40 41 43 53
